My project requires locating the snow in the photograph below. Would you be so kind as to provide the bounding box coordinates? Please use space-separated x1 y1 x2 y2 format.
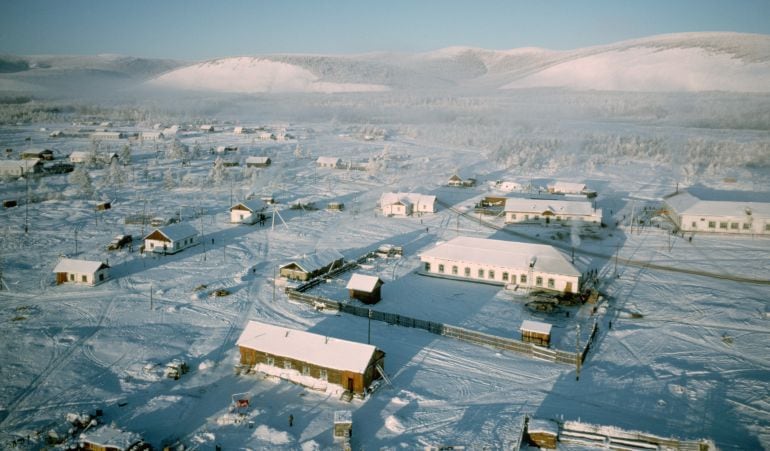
346 273 381 292
665 190 770 218
79 425 142 449
282 249 345 273
52 258 108 274
503 197 598 217
520 320 552 336
236 320 378 374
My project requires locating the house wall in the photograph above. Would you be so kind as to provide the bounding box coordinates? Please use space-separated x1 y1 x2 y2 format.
382 203 411 216
55 268 109 286
675 213 770 235
420 255 579 294
231 209 257 224
522 330 551 347
415 201 435 213
145 235 198 254
349 286 381 304
505 211 600 224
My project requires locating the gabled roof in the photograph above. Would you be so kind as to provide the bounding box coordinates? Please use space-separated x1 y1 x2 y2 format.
316 156 341 165
346 273 383 292
549 181 587 193
380 192 435 207
504 198 597 216
665 190 770 218
281 249 344 273
231 199 266 213
236 320 377 373
448 174 463 181
80 425 142 449
146 223 198 242
53 258 109 274
419 236 580 277
520 320 552 335
69 151 89 158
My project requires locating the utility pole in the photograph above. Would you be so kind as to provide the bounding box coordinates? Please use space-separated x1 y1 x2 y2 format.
575 323 581 381
74 228 78 255
199 202 206 262
24 167 29 234
150 283 153 311
272 265 276 302
614 242 620 277
368 309 372 344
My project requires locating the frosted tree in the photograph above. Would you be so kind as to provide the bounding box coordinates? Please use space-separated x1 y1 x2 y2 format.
68 165 94 198
108 159 125 186
164 168 176 190
120 144 132 165
167 139 188 161
209 157 226 185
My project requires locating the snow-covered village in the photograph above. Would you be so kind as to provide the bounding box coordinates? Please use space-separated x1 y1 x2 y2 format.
1 3 770 450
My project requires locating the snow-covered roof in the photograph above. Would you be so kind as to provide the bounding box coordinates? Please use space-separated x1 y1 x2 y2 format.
334 410 353 424
317 156 341 165
380 192 436 207
346 273 382 292
665 190 770 219
231 199 266 213
520 320 552 335
504 197 597 216
236 320 378 374
527 418 558 434
282 249 344 273
245 156 271 164
549 181 588 193
69 151 89 159
0 159 41 171
53 258 108 274
148 223 199 242
420 236 580 277
80 425 142 449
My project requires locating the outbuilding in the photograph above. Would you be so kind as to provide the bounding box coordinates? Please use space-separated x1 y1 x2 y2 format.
236 320 386 396
79 425 144 451
279 249 345 281
90 131 126 140
53 258 110 286
548 181 596 198
520 320 552 347
199 124 215 132
346 273 384 304
143 223 199 254
230 199 267 224
419 236 580 294
245 156 272 167
20 148 53 160
504 197 602 225
316 157 341 169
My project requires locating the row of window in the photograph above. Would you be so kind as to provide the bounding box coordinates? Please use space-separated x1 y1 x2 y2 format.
509 214 587 222
67 273 105 282
693 220 770 231
265 356 328 380
424 262 555 288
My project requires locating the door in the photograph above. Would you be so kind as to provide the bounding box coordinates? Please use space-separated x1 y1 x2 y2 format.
347 377 354 392
565 282 573 293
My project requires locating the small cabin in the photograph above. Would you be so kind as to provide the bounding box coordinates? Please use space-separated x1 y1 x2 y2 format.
143 223 199 255
333 410 353 442
53 258 110 286
327 201 345 211
316 157 341 169
230 199 267 224
346 273 384 305
216 145 238 153
245 156 272 167
279 249 344 281
140 131 164 140
95 201 112 211
79 425 144 451
447 174 475 187
526 419 558 449
520 320 552 347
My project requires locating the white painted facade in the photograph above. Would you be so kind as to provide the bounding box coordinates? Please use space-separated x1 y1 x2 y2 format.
665 191 770 235
419 236 580 293
379 192 436 216
53 258 110 286
0 159 42 177
230 199 266 224
316 157 341 168
504 198 602 225
143 223 199 254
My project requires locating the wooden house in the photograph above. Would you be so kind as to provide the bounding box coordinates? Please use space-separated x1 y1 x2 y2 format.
346 273 384 304
664 189 770 236
230 199 267 224
216 145 238 153
419 236 580 294
236 320 385 396
0 159 43 177
327 201 345 211
504 197 602 225
79 425 144 451
333 410 353 442
53 258 110 286
143 223 199 254
234 126 251 134
497 180 525 192
279 249 344 281
316 157 341 169
448 174 476 187
140 131 164 140
379 192 437 216
21 148 53 160
526 419 558 449
245 156 272 167
95 201 112 211
520 320 552 347
69 151 90 163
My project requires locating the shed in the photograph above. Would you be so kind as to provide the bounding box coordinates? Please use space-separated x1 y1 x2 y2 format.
230 199 267 224
53 258 110 286
316 157 341 168
333 410 353 442
327 201 345 211
346 273 384 304
279 249 345 281
79 425 143 451
520 320 552 347
143 223 199 254
236 320 385 396
199 124 215 132
96 201 112 211
245 156 272 167
526 419 558 449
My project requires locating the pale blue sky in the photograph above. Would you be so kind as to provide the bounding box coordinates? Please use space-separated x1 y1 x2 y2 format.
1 0 768 60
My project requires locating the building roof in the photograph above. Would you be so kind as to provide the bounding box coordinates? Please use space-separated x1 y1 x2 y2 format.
281 249 344 273
665 190 770 219
380 192 436 207
69 151 89 159
246 156 271 164
317 156 341 165
334 410 353 424
549 181 587 193
231 199 266 213
236 320 377 374
346 273 383 292
520 320 552 335
147 223 199 242
419 236 580 277
53 258 109 274
0 159 41 171
504 197 597 216
80 425 142 449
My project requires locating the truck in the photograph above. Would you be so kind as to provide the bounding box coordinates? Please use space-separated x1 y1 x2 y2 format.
107 234 132 250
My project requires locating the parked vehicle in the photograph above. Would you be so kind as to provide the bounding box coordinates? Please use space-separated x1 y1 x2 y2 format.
107 234 132 250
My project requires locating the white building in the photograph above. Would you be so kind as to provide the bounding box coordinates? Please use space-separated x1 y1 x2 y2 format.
245 156 272 167
548 181 596 197
496 181 526 192
504 198 602 225
0 159 43 177
79 425 143 451
233 126 251 134
664 190 770 235
230 199 267 224
90 131 126 140
258 131 275 140
53 258 110 286
200 124 215 132
216 145 238 153
316 157 341 169
419 236 581 294
379 192 436 216
143 223 199 254
141 131 164 140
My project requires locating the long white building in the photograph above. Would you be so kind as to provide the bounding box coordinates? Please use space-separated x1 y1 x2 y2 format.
504 198 602 225
664 190 770 235
419 236 581 294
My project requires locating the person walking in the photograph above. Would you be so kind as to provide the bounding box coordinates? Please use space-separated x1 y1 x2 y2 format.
289 414 294 427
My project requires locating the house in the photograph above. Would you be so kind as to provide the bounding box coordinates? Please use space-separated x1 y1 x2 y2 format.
216 145 238 153
279 249 345 281
447 174 476 187
53 258 110 286
316 157 341 169
520 320 552 347
327 201 345 211
199 124 215 132
346 273 384 304
548 181 596 198
236 320 386 396
79 425 144 451
664 189 770 235
379 192 437 216
419 236 581 294
233 126 251 134
245 156 272 167
504 198 602 225
143 223 199 254
258 131 275 140
20 148 53 160
0 159 43 177
163 125 180 136
90 131 126 140
496 180 525 192
69 151 90 163
230 199 267 224
140 131 164 140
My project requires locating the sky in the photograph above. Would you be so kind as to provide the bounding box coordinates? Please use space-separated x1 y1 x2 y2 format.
0 0 768 60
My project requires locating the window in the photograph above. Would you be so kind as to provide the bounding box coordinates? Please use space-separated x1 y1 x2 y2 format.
302 365 310 376
99 273 104 281
524 215 529 220
743 223 751 230
502 272 509 281
69 274 75 281
266 356 274 366
150 242 155 248
452 265 458 275
719 222 728 229
424 262 431 272
535 276 543 286
731 223 739 230
284 360 292 370
765 224 770 231
708 221 716 229
464 267 470 277
438 264 445 273
556 216 562 221
511 214 517 220
319 368 327 381
488 270 495 280
478 269 484 278
82 275 87 282
691 221 697 228
547 278 555 289
534 215 539 220
520 274 527 284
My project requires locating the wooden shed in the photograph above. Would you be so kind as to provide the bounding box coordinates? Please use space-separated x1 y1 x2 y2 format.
346 273 384 305
526 419 558 449
327 201 345 211
333 410 353 442
279 249 344 281
53 258 110 286
79 425 144 451
520 320 552 347
236 320 385 396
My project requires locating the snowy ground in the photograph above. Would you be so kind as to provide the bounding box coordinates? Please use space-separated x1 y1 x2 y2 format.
1 112 769 450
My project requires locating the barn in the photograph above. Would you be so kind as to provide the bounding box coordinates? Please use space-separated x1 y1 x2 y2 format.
53 258 110 286
245 156 272 167
236 320 386 396
143 223 199 254
79 425 144 451
346 273 384 304
230 199 267 224
419 236 581 294
379 192 436 216
279 249 345 281
504 197 602 225
664 189 770 235
316 157 341 168
520 320 552 347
